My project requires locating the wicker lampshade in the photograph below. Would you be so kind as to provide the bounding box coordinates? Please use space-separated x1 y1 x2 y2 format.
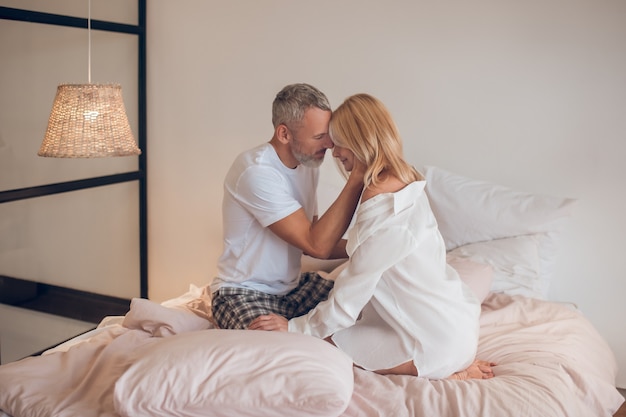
38 83 141 158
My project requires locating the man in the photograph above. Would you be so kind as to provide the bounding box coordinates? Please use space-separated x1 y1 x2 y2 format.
210 83 364 329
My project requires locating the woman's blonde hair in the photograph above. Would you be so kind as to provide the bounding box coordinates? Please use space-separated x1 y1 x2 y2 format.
329 93 422 187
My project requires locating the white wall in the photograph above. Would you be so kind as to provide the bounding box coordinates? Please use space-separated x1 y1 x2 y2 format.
147 0 626 386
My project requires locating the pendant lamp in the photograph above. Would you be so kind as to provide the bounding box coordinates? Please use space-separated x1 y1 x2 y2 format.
38 0 141 158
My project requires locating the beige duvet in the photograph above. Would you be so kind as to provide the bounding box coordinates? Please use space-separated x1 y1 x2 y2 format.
0 288 623 417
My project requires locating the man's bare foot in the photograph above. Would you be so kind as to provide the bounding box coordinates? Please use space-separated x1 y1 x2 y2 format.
448 359 495 380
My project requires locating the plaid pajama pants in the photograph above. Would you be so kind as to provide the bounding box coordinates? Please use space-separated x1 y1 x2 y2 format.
211 272 334 329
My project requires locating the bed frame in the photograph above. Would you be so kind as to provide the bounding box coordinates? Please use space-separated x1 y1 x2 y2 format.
0 2 147 327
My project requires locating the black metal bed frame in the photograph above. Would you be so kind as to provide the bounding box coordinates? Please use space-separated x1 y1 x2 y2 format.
0 2 147 322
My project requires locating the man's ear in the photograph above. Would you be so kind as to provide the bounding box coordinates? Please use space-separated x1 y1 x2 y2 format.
276 124 291 144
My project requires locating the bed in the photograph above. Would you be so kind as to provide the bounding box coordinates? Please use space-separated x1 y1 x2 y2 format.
1 166 624 417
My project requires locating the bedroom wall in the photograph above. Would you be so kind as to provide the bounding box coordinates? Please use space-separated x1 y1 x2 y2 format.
143 0 626 387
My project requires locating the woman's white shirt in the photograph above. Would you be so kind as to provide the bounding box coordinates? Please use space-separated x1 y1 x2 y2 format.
288 181 480 379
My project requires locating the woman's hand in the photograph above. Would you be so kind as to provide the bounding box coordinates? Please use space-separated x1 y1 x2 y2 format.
348 157 367 184
248 314 288 331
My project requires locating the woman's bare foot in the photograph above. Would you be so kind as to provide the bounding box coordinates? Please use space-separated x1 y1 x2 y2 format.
448 359 495 380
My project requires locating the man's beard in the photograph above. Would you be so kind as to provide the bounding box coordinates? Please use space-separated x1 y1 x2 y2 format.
291 141 325 168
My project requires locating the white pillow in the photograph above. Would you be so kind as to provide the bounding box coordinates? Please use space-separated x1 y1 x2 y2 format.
447 235 545 299
114 330 354 417
423 166 576 296
446 256 494 303
423 166 576 251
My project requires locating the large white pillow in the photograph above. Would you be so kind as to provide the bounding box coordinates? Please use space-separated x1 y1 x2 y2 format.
423 166 576 297
114 329 354 417
423 166 576 251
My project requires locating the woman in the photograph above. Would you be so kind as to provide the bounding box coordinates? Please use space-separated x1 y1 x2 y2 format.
249 94 493 380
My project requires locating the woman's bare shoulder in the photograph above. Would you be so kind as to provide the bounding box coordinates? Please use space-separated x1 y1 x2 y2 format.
361 174 407 202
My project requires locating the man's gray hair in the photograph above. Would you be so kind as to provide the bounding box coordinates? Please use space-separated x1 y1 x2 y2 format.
272 83 331 129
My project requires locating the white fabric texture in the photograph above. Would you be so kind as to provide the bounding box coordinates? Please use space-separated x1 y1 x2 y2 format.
446 256 494 302
0 293 213 417
122 297 211 336
289 181 480 379
423 165 576 297
212 143 318 295
423 165 576 250
343 293 624 417
306 256 494 303
448 235 547 298
0 290 623 417
114 330 354 417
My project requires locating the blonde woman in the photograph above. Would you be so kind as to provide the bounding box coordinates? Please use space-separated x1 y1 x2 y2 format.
250 94 494 380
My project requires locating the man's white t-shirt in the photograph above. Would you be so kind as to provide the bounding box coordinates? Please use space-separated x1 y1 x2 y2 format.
211 143 319 295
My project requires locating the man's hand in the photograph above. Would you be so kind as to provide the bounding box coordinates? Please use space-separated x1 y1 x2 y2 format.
248 314 289 332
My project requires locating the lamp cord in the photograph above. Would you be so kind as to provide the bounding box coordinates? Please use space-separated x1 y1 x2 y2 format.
87 0 91 84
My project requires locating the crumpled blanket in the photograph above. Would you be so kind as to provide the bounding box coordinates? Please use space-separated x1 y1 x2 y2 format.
0 289 624 417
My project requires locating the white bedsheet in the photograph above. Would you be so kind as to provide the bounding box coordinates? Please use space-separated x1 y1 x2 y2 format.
0 287 623 417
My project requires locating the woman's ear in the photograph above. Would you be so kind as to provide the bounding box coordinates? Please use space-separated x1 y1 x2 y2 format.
275 124 291 144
